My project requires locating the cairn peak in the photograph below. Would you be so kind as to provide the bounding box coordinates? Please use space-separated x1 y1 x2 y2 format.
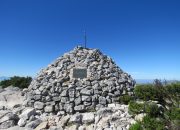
24 46 135 115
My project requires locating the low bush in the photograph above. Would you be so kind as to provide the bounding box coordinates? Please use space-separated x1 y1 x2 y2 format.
128 101 144 114
166 107 180 120
134 84 157 101
145 103 160 117
166 83 180 97
142 115 165 130
0 76 32 89
129 122 143 130
119 94 133 105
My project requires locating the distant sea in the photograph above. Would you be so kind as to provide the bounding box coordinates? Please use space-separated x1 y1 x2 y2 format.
135 79 179 84
135 79 154 84
0 76 9 81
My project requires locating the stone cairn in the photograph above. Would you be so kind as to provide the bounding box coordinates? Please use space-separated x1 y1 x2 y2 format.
24 46 135 116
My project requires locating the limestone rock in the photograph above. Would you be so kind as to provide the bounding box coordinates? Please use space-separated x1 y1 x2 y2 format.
44 105 54 113
69 113 82 124
74 105 85 112
49 126 63 130
82 113 95 124
34 121 48 130
0 120 16 129
0 111 19 129
0 86 23 109
66 124 78 130
19 108 36 120
34 102 44 110
58 115 70 127
18 118 27 127
6 126 25 130
25 119 42 129
135 113 146 122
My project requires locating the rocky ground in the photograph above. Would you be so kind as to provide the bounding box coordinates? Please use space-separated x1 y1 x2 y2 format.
0 86 136 130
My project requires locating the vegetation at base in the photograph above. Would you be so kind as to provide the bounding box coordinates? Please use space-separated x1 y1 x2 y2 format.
129 79 180 130
0 76 32 89
145 103 160 117
119 94 133 105
142 115 165 130
128 101 144 115
166 107 180 120
129 122 143 130
129 101 161 117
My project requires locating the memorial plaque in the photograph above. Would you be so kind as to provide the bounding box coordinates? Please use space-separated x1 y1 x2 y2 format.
73 68 87 79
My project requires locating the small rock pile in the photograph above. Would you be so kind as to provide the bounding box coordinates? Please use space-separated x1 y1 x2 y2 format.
24 46 135 115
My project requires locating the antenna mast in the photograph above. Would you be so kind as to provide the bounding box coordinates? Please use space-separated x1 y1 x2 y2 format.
84 30 87 48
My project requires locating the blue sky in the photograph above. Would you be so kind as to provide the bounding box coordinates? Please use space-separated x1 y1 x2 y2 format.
0 0 180 80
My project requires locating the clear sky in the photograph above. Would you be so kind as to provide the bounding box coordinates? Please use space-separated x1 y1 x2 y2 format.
0 0 180 80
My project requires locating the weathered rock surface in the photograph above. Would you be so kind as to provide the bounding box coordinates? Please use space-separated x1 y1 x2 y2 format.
0 110 19 129
0 86 23 109
39 104 135 130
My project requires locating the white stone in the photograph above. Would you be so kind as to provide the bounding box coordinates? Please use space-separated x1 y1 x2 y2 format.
0 88 23 109
135 113 146 122
78 125 86 130
34 121 48 130
58 115 70 127
66 124 78 130
69 113 82 124
82 113 95 124
18 118 27 127
34 102 44 110
19 108 36 120
108 104 116 108
6 126 25 130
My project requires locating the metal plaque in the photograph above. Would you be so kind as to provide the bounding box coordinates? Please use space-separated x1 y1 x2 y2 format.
73 68 87 79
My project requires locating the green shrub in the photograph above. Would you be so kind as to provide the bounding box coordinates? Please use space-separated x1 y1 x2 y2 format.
167 107 180 120
128 101 144 114
134 84 157 101
145 103 160 117
166 83 180 96
0 76 32 89
129 122 143 130
119 94 133 105
135 81 169 105
142 115 165 130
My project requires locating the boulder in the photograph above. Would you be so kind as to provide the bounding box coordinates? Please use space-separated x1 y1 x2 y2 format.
49 126 63 130
19 108 36 120
58 115 70 127
34 121 48 130
69 113 82 124
135 113 146 122
34 102 44 110
25 119 42 129
74 105 85 112
0 87 23 109
0 120 16 129
6 126 25 130
18 118 27 127
0 111 19 129
44 105 54 113
0 113 18 124
82 113 95 124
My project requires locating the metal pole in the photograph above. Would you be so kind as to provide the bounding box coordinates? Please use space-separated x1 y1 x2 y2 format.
84 30 87 48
